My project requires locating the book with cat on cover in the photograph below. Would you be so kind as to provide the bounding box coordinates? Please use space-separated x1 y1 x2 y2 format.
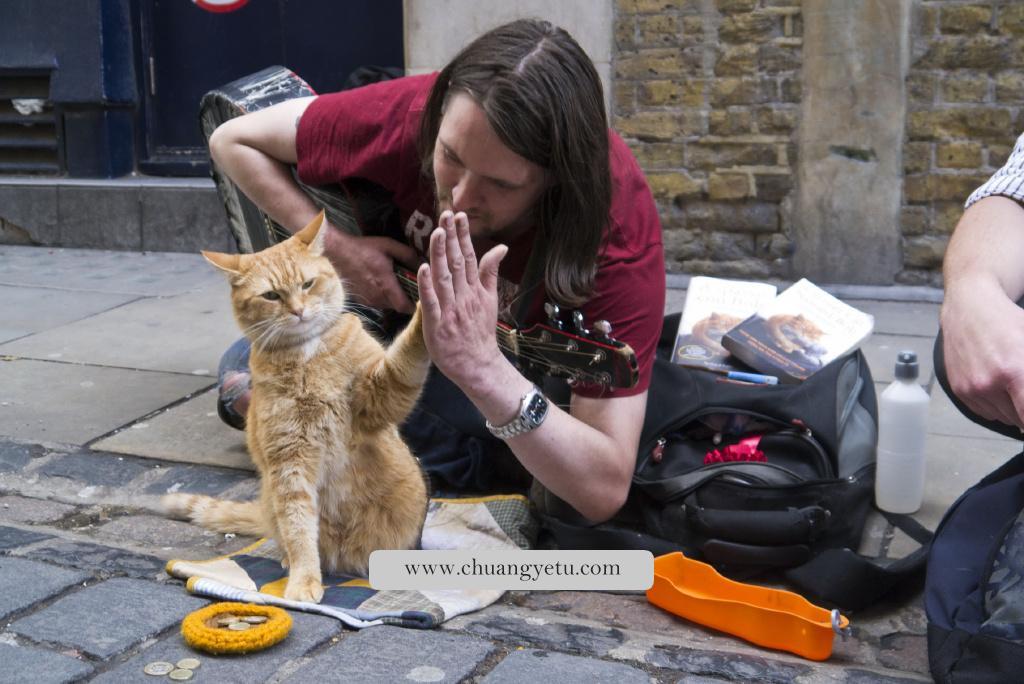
720 278 875 383
671 276 778 372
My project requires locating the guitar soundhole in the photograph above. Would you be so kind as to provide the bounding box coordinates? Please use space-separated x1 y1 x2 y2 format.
597 372 612 386
591 350 606 365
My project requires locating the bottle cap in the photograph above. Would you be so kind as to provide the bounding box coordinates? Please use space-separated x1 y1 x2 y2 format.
894 350 919 380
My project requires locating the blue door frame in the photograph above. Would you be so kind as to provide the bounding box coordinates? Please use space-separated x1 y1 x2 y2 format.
134 0 403 176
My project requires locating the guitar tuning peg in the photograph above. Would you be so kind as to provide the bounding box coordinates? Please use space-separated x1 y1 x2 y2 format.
545 302 563 329
593 319 612 341
571 310 587 334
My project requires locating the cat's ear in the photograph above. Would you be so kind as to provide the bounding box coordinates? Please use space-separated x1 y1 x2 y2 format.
294 209 328 257
202 250 242 275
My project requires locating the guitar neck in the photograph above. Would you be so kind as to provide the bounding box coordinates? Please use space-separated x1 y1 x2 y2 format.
393 265 420 304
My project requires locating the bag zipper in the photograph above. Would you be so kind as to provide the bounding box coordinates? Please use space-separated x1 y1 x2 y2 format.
642 408 835 479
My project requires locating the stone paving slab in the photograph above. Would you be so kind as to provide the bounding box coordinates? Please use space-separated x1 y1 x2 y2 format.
92 389 252 471
37 450 156 488
0 557 91 621
20 539 167 580
641 641 814 682
0 524 54 550
456 611 628 657
0 283 237 376
58 186 143 251
8 577 208 660
0 440 48 473
456 594 930 680
0 359 212 444
500 590 716 643
141 185 235 254
93 611 342 683
93 515 215 550
899 433 1021 543
0 495 76 524
287 624 497 683
0 285 136 345
844 669 929 683
664 288 686 315
0 183 58 245
0 246 223 297
857 509 888 557
88 514 245 562
0 641 95 684
450 606 824 681
143 463 255 496
507 589 900 670
482 649 650 683
844 300 939 338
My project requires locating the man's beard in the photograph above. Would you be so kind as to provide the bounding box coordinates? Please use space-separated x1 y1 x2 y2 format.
434 187 494 238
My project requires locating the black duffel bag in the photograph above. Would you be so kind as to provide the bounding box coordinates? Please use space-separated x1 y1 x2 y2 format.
536 313 931 611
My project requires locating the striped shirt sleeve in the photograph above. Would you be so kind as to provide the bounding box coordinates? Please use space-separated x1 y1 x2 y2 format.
965 132 1024 208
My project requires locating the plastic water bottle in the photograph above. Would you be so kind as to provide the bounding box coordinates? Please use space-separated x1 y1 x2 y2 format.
875 351 931 514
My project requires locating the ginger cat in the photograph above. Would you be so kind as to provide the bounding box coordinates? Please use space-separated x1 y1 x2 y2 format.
163 211 429 603
765 313 824 357
691 312 742 356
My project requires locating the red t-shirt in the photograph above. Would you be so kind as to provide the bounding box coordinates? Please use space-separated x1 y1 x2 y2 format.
296 73 665 398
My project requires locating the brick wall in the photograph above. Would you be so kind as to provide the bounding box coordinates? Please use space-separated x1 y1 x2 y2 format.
901 1 1024 287
614 0 1024 287
614 0 803 280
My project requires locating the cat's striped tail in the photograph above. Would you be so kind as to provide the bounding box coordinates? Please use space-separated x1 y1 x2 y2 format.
161 493 266 537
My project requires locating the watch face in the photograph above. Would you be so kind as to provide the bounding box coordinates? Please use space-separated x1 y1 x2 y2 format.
524 393 548 424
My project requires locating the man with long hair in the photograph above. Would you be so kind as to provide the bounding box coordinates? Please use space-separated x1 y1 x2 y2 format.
208 19 665 523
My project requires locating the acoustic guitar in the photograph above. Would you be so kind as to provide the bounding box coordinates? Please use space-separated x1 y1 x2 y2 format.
199 66 638 389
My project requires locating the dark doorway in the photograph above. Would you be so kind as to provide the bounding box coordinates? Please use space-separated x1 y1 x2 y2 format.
135 0 403 176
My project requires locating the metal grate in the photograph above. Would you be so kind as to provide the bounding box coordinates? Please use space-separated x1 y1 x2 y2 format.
0 73 59 174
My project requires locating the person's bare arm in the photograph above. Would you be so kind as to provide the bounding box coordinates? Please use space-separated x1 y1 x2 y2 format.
941 195 1024 427
208 97 318 231
418 212 640 522
207 98 417 312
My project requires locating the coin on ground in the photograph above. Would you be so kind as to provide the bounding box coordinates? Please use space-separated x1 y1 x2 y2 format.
228 621 252 631
242 615 268 624
176 658 201 670
168 669 194 681
143 661 175 676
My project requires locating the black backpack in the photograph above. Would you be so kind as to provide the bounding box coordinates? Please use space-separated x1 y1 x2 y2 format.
926 449 1024 682
537 313 930 611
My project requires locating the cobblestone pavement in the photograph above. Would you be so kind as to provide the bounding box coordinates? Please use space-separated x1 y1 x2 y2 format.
2 245 1020 683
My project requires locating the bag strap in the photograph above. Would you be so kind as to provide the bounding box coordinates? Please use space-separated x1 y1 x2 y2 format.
539 513 686 558
782 511 932 612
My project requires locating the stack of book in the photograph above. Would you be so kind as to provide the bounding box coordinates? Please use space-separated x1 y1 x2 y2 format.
671 277 874 384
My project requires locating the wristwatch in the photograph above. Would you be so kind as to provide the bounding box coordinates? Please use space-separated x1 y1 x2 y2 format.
485 386 549 440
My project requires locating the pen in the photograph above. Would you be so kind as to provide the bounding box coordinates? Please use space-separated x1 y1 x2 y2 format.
726 371 779 385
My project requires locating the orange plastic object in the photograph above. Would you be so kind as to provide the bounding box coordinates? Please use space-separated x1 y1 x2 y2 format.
646 552 850 661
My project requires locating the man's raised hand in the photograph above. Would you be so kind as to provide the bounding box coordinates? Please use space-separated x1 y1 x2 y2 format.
417 211 508 392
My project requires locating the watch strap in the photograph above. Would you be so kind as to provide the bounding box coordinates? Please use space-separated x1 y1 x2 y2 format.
485 386 549 440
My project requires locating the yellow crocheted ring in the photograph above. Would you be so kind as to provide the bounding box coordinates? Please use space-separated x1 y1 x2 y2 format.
181 602 292 655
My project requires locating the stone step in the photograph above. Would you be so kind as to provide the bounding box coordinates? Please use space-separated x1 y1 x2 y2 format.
0 176 236 254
